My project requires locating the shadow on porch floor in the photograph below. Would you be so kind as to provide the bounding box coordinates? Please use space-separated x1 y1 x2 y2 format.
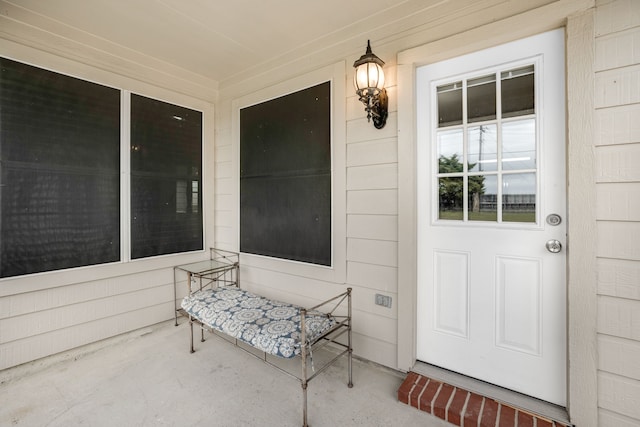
0 320 449 427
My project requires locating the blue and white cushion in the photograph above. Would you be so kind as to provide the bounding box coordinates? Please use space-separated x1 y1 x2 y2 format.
181 288 337 359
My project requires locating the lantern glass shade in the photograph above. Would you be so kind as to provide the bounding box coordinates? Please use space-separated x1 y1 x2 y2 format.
354 62 385 96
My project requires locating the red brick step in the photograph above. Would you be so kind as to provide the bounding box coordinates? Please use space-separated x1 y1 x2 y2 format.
398 372 570 427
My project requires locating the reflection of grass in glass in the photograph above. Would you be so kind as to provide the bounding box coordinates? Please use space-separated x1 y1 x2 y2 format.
439 211 536 223
439 210 463 220
503 212 536 223
469 211 497 221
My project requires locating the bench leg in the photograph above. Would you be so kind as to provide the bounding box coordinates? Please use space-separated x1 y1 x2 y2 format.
347 287 353 388
189 320 195 354
302 382 308 427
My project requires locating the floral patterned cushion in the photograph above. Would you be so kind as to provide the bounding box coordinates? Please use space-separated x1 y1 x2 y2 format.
181 287 337 359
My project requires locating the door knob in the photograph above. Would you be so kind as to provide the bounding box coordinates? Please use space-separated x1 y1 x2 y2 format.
546 239 562 253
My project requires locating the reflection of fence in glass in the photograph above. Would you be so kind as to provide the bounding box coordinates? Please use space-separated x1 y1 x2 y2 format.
440 193 535 222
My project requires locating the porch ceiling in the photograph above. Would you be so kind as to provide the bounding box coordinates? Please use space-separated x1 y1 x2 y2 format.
1 0 541 89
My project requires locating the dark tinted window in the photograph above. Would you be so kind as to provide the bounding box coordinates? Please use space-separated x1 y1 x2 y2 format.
0 58 121 277
130 94 203 259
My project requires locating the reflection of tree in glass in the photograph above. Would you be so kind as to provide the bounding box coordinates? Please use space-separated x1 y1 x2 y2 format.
438 154 485 212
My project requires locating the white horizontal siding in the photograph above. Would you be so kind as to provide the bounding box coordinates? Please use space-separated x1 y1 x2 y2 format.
595 0 640 37
347 239 397 267
347 189 398 215
595 1 640 424
0 269 170 318
347 214 398 241
596 143 640 182
596 183 640 220
598 371 640 420
346 113 398 144
598 258 640 299
598 335 640 380
597 221 640 261
597 295 640 341
346 261 397 293
350 332 396 368
595 64 640 108
595 26 640 72
0 284 173 342
595 104 640 146
346 138 398 167
347 164 398 190
599 409 640 427
0 302 172 370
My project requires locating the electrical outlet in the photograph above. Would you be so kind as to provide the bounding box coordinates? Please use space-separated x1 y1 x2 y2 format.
375 293 392 308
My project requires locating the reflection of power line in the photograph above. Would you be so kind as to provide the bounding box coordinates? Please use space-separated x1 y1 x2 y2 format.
479 125 485 172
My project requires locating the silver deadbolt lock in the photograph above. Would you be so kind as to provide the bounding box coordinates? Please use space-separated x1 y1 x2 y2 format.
546 239 562 253
546 214 562 226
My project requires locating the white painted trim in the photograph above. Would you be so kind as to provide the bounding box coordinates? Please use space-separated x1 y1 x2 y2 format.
231 61 347 284
121 91 132 262
565 9 599 427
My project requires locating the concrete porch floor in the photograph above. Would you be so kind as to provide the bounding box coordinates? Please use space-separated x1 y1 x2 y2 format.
0 320 449 426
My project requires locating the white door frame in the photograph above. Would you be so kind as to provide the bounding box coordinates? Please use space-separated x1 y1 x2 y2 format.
396 9 598 426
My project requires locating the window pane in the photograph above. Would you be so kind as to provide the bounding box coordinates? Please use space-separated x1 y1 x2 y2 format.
240 82 331 266
130 94 203 259
437 82 462 127
437 129 464 173
502 173 536 223
438 177 463 220
468 125 497 172
467 74 496 123
0 58 120 278
502 119 536 170
501 66 534 118
468 175 497 221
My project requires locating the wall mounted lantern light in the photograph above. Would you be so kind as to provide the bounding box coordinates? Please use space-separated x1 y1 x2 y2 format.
353 40 388 129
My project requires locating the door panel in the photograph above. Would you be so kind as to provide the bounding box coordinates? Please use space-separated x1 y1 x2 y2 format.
416 29 566 405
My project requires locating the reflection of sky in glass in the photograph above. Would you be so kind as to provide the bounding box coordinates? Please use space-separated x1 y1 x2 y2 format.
503 173 536 195
502 119 536 170
437 128 463 159
468 125 497 172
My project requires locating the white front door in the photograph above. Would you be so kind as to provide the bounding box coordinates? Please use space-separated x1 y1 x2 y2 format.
416 29 566 406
